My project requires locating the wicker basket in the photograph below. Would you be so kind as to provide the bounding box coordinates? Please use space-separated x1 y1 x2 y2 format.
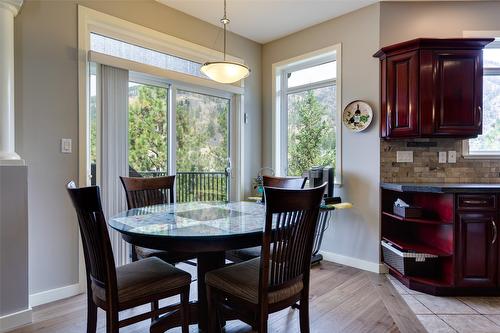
381 240 438 276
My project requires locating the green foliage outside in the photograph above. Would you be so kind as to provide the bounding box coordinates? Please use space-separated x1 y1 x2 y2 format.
287 88 336 177
175 90 228 172
470 76 500 152
128 84 168 172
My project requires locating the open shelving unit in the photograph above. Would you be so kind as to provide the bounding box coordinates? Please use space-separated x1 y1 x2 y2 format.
381 188 456 293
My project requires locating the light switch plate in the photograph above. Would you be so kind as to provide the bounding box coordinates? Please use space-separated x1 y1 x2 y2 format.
61 138 72 153
448 150 457 163
396 151 413 163
439 152 447 163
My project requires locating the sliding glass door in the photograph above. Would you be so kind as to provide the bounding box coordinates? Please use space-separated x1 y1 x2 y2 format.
126 74 231 202
176 90 230 202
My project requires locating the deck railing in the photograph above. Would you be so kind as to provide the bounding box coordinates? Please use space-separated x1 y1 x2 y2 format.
138 170 229 203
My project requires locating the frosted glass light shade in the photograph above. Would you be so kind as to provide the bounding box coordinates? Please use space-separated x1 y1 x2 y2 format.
200 61 250 84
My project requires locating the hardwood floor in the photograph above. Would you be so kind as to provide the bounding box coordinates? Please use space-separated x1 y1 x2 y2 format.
8 261 426 333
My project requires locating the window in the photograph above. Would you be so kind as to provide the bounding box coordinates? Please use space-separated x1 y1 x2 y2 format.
273 46 341 183
125 73 232 202
464 39 500 158
91 33 208 79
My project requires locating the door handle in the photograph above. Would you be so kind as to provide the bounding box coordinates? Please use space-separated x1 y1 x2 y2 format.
492 219 497 245
463 199 488 205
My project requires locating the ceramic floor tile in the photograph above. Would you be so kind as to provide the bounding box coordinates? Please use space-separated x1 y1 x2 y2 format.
402 295 432 314
414 295 477 315
439 315 500 333
417 315 457 333
386 274 409 295
485 315 500 326
458 297 500 315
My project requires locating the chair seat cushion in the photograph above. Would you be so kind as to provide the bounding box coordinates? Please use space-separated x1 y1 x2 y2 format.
135 246 195 264
226 246 261 263
92 257 191 305
205 258 303 304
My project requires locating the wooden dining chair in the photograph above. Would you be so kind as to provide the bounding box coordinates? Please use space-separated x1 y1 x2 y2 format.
120 176 196 264
67 182 191 333
206 183 326 333
225 175 307 263
261 175 307 189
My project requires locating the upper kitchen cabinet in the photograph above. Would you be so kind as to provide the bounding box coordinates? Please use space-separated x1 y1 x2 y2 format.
374 38 493 139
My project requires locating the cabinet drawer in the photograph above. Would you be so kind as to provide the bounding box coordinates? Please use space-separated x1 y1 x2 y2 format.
457 194 497 211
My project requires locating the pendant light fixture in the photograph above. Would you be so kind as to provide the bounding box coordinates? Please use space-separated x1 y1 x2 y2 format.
200 0 250 84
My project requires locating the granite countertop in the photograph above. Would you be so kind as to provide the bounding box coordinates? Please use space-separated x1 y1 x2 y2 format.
381 182 500 193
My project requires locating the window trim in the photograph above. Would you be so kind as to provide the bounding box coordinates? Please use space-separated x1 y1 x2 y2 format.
271 44 342 184
462 31 500 159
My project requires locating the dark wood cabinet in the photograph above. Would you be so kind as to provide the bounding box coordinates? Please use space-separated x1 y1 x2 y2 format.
375 38 493 139
384 51 419 137
456 212 497 288
381 183 500 295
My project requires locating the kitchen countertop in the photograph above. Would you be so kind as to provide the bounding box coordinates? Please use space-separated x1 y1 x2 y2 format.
381 182 500 193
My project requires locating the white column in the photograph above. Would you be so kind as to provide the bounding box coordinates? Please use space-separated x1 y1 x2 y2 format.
0 0 23 162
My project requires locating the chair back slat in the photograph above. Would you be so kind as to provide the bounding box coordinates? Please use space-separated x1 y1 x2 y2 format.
262 175 306 189
260 184 326 297
66 184 117 295
120 176 175 209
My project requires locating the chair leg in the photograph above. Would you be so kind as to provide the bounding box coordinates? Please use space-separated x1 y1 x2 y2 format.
131 245 138 262
106 310 119 333
206 286 218 333
86 292 97 333
299 292 310 333
180 287 190 333
151 300 159 322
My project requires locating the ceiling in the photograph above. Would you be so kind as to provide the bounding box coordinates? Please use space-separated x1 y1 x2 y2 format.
157 0 379 44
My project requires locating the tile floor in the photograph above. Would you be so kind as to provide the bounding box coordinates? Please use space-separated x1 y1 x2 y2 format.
387 275 500 333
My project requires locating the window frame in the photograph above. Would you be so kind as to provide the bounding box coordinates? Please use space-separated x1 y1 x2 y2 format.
272 44 342 184
462 32 500 159
128 71 233 188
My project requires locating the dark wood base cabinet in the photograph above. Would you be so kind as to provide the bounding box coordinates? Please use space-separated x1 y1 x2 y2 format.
381 183 500 296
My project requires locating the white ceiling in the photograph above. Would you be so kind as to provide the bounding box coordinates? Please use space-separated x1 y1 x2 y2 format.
157 0 379 43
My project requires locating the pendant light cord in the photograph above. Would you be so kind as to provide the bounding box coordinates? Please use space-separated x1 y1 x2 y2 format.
222 0 228 61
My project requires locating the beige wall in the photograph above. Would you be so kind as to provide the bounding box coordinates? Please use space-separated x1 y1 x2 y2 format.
14 0 261 294
380 0 500 46
262 4 381 267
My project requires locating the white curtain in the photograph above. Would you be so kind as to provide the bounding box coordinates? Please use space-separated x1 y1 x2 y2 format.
100 65 130 266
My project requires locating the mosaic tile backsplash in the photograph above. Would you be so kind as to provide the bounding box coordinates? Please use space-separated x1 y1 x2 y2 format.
381 139 500 184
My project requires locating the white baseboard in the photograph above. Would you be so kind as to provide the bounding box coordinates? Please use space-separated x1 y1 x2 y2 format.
0 308 32 333
319 250 386 273
29 283 82 308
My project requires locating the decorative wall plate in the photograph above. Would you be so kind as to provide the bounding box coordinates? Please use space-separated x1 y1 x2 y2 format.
342 100 373 132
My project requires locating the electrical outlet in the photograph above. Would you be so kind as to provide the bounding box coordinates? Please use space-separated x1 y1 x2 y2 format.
438 152 447 163
61 138 72 153
396 151 413 163
448 150 457 163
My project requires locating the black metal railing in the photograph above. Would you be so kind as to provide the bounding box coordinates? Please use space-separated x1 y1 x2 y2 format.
137 170 229 203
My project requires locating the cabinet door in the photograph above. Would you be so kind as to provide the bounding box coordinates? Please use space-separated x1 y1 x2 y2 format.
384 51 419 138
456 212 497 287
428 50 483 137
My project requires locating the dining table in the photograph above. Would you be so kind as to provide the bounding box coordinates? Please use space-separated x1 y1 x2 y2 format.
109 200 337 332
109 201 268 331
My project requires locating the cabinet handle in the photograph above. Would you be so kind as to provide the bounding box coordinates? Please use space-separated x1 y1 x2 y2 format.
477 106 482 127
463 199 488 205
492 219 497 245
